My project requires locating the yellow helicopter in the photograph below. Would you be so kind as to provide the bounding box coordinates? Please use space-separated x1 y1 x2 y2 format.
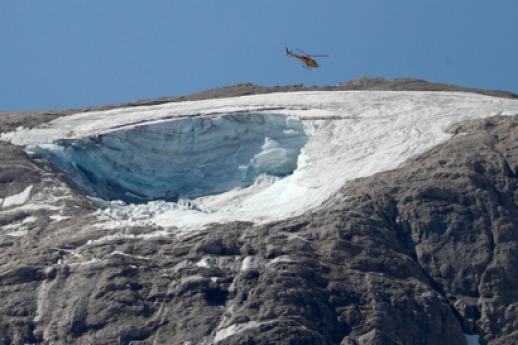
286 47 328 69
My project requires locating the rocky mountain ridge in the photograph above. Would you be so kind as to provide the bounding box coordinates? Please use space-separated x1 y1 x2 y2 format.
1 77 518 344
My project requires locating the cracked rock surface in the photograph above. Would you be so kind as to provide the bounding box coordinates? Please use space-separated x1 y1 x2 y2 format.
1 78 518 344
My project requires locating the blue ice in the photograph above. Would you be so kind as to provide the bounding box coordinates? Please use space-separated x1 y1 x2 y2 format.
32 114 312 203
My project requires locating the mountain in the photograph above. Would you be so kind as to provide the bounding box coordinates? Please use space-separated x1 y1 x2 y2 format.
1 77 518 345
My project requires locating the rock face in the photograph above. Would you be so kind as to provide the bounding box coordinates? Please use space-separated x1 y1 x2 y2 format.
1 78 518 345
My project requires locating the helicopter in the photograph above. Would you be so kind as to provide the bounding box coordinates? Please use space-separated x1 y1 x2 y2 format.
286 47 328 69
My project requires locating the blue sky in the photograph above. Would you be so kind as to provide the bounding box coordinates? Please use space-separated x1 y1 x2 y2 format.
1 1 517 111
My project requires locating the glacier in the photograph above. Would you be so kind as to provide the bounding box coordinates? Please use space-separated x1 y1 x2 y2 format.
4 91 518 232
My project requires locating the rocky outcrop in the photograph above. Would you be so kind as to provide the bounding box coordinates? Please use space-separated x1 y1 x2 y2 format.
329 115 518 344
1 79 518 344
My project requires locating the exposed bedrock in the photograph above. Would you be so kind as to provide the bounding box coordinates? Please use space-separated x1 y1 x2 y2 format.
31 114 312 203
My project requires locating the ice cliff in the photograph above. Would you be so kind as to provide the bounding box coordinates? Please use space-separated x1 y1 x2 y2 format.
28 114 312 203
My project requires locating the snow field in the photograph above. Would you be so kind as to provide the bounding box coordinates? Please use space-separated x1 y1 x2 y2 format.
3 91 518 233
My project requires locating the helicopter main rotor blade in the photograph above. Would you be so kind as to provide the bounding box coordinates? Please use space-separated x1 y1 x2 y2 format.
296 48 328 57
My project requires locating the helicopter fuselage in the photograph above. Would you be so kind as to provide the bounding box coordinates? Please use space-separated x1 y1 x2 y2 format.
287 51 319 68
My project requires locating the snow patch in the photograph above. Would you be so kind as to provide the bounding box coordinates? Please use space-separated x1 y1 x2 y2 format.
110 250 149 260
22 216 38 224
2 215 38 237
49 214 70 222
195 256 240 271
7 229 28 237
2 185 33 208
241 256 268 271
0 203 62 214
179 275 204 285
214 321 271 343
268 255 293 266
